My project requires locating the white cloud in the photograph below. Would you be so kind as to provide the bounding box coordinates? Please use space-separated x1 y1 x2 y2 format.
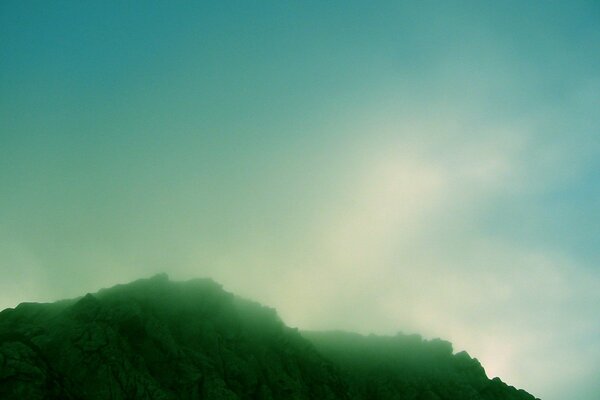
218 123 599 400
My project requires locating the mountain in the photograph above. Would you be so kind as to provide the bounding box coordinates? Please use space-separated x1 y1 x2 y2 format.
0 274 539 400
302 331 537 400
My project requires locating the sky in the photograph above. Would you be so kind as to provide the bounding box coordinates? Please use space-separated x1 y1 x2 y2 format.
1 1 599 398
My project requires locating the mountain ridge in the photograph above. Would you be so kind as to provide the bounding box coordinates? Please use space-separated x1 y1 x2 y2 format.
0 274 539 400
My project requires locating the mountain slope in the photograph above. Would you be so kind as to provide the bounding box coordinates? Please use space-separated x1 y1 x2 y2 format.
0 275 538 400
302 331 537 400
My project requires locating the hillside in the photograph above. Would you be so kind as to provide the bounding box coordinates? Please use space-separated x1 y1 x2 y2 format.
0 275 538 400
302 331 537 400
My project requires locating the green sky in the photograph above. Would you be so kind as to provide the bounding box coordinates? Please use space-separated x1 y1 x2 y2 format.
1 1 599 399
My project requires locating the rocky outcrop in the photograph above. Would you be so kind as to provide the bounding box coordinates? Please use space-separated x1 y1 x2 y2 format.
0 275 538 400
302 331 538 400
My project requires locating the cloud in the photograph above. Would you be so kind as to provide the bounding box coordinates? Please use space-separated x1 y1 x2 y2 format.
198 117 598 400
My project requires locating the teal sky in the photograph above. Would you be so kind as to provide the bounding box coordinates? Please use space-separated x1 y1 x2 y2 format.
1 2 599 399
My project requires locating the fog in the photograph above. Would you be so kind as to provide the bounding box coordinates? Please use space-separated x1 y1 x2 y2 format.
1 1 599 399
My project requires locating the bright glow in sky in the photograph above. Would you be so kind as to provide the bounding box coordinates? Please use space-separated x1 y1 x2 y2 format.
1 2 599 399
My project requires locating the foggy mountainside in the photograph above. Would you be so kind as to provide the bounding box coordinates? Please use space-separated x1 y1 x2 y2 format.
0 275 538 400
302 331 537 400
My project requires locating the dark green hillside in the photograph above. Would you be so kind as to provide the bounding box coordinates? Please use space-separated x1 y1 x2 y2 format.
0 275 346 399
302 331 537 400
0 275 538 400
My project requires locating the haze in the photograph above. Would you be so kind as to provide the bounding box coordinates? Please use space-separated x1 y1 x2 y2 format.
1 2 599 399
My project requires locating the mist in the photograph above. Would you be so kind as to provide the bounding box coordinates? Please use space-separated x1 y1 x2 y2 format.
1 2 599 399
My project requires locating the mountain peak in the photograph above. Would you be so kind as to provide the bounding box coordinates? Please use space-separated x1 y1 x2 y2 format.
0 276 539 400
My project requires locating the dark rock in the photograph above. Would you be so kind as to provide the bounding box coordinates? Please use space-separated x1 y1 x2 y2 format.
0 275 538 400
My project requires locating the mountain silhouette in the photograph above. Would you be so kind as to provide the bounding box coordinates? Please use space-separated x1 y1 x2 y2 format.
0 274 539 399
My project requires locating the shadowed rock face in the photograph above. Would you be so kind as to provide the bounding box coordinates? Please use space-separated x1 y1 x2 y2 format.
301 331 538 400
0 275 538 400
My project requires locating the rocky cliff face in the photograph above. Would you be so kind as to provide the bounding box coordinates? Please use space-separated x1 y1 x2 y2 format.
302 331 538 400
0 275 538 400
